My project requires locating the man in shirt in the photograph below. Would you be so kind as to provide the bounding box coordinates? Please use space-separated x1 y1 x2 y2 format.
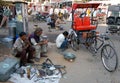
29 28 48 62
13 32 35 66
55 16 65 30
46 14 55 29
49 6 54 15
56 31 69 51
0 6 11 28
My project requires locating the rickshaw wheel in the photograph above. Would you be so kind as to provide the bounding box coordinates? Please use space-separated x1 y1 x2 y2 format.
70 33 79 51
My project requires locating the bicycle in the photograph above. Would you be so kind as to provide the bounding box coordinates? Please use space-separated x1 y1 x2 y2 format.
69 30 118 72
89 33 118 72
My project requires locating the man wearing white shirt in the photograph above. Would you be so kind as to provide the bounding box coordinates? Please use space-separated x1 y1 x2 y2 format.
56 31 69 51
54 7 59 15
49 6 54 15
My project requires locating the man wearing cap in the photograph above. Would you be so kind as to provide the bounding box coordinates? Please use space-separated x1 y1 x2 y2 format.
29 28 48 62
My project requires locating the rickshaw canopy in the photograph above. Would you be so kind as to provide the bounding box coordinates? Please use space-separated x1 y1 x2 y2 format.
72 3 100 10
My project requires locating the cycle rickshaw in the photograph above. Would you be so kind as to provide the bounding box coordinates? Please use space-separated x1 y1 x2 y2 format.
69 3 118 72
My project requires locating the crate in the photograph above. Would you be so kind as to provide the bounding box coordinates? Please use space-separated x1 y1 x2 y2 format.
2 37 13 48
0 57 20 82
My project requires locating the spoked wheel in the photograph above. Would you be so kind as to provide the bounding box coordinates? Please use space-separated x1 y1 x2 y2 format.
101 44 118 72
70 33 79 51
88 37 98 55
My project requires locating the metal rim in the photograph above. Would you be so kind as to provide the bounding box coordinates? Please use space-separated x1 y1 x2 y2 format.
101 44 118 72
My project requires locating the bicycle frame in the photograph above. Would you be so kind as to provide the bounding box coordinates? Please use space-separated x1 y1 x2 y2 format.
90 34 109 53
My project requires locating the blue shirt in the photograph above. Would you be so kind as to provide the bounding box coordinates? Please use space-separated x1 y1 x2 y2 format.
46 16 51 23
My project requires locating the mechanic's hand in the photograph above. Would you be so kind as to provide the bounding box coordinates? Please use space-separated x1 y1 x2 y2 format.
43 40 48 44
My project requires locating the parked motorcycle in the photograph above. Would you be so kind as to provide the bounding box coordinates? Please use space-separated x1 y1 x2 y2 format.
33 12 48 22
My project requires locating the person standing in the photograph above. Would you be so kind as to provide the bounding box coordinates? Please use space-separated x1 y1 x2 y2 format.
49 6 54 15
0 6 11 28
29 28 48 62
0 6 3 24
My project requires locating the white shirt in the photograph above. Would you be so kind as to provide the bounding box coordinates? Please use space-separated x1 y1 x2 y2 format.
54 8 59 15
61 9 65 14
49 8 53 15
56 33 65 48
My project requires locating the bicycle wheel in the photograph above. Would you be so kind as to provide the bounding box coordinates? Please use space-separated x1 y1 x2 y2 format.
101 44 118 72
70 33 79 51
88 37 98 55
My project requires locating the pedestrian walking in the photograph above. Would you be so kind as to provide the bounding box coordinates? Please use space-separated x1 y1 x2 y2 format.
0 6 11 28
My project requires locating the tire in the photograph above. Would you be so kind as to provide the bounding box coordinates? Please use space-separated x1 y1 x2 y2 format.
70 33 79 51
88 37 98 55
101 44 118 72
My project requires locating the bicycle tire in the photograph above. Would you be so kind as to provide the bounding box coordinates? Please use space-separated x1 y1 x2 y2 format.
70 33 78 51
101 44 118 72
88 37 98 55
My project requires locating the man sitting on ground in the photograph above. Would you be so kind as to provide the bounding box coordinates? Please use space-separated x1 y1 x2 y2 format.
13 32 35 66
47 14 55 30
56 31 69 51
55 16 66 30
29 28 48 62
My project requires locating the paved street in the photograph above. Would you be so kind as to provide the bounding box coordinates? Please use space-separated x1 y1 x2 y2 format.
0 21 120 83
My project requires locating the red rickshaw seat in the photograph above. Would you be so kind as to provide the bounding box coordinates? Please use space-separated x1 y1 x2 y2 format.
73 25 96 31
74 17 82 26
73 16 96 31
83 17 90 26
